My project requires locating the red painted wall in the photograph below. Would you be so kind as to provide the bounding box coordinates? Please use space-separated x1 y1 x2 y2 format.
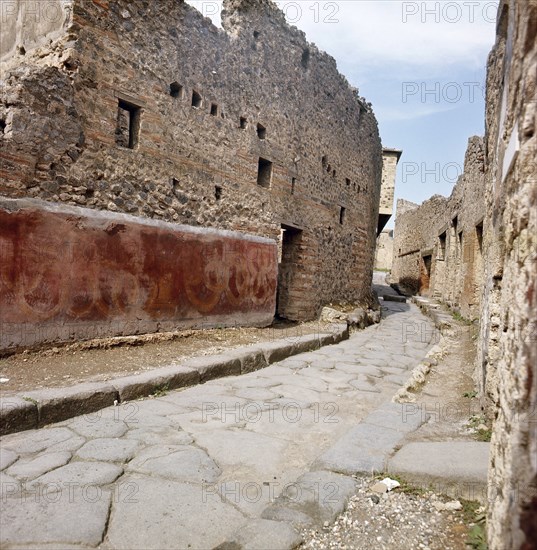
0 199 277 351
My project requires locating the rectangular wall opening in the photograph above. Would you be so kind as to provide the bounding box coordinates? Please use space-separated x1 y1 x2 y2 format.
240 117 247 129
339 206 346 225
170 82 183 98
291 177 296 195
438 231 447 260
257 123 266 139
476 222 483 252
116 99 141 149
192 90 202 108
419 254 432 293
257 157 273 188
210 103 218 116
277 224 303 320
215 186 222 200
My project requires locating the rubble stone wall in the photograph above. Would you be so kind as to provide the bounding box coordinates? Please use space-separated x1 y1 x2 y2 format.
374 229 394 271
478 1 537 547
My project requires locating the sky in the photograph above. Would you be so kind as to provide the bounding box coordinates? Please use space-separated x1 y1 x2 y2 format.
186 0 498 226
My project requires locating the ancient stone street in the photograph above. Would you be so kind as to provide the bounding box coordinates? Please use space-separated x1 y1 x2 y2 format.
1 279 439 549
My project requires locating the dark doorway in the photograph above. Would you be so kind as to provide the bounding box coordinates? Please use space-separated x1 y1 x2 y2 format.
419 254 432 293
276 224 302 319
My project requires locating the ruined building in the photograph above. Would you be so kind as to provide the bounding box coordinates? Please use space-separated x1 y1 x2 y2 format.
0 0 389 352
391 136 486 320
392 0 536 547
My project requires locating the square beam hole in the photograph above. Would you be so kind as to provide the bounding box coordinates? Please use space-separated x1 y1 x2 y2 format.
257 157 273 188
170 82 183 98
116 99 142 149
257 123 266 139
192 90 202 108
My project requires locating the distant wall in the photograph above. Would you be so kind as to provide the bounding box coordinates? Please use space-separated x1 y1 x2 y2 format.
391 136 485 320
374 229 393 271
0 198 277 351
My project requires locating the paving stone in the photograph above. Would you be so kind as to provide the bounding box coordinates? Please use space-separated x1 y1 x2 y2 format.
68 415 128 439
235 386 279 401
277 358 310 370
225 518 302 550
1 488 111 547
31 461 123 488
0 447 18 470
76 438 140 462
2 427 75 454
195 430 289 476
46 434 87 453
261 506 316 528
127 445 221 482
348 379 381 393
0 395 38 436
231 376 281 390
0 471 20 499
271 385 322 405
308 359 337 370
181 354 241 382
105 475 245 549
124 426 194 446
264 470 356 526
128 397 188 416
7 451 72 480
363 402 425 433
384 373 409 385
313 422 403 475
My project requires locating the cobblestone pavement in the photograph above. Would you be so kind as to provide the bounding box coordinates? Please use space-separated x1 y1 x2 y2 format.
0 279 437 549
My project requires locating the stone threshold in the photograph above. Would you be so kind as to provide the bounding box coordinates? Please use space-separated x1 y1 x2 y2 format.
0 325 349 436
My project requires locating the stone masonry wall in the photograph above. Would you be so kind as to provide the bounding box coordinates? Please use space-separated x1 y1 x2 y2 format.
0 0 383 328
477 1 537 547
378 148 401 232
374 229 393 271
391 136 485 320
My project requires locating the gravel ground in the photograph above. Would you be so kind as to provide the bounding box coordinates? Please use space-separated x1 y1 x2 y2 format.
301 478 473 550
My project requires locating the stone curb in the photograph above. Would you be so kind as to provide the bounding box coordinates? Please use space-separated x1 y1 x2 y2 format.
0 325 349 436
412 296 455 329
387 441 491 503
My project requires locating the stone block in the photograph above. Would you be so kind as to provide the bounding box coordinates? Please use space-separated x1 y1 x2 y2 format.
0 396 38 436
180 355 241 383
24 382 118 427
